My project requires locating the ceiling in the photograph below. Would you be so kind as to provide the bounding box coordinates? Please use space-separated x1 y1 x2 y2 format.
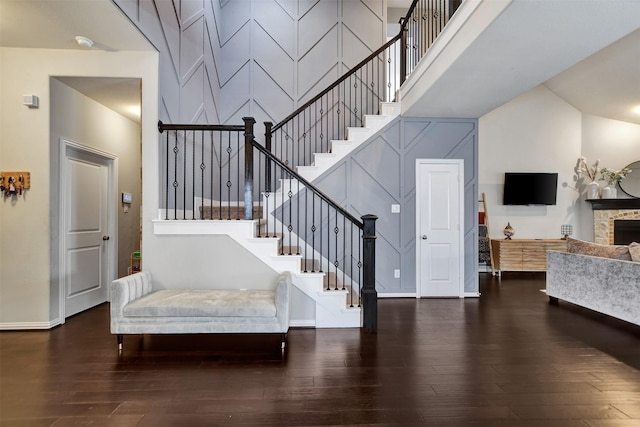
0 0 153 123
1 0 639 125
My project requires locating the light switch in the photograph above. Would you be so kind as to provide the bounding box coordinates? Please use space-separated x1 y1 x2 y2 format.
394 269 400 278
391 204 400 213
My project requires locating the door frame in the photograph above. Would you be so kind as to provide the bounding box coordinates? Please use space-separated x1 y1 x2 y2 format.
58 138 118 321
415 159 465 298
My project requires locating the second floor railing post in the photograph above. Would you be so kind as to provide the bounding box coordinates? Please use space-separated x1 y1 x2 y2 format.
361 214 378 332
264 122 273 192
400 22 408 86
243 117 256 220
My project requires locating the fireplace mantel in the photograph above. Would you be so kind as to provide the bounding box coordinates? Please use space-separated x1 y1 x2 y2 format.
586 198 640 210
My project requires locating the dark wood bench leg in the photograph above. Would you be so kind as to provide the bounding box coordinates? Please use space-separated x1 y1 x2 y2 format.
117 334 123 352
548 296 559 306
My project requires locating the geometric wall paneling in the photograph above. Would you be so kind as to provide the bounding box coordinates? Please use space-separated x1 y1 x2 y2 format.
341 0 385 51
402 191 416 248
402 120 433 150
223 99 252 128
349 159 400 245
253 24 295 95
297 25 339 96
180 15 205 81
373 235 402 292
251 64 295 124
401 243 416 293
351 135 401 196
219 22 251 85
382 120 402 151
220 63 251 123
254 0 296 57
359 0 385 18
315 162 348 204
298 0 321 18
180 64 205 123
297 64 340 105
341 26 378 71
310 116 479 295
156 0 182 79
181 0 205 23
159 55 181 122
218 0 250 44
298 0 338 56
274 0 296 18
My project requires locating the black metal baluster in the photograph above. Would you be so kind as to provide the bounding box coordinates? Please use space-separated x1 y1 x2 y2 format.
334 213 339 290
199 130 204 219
342 215 347 291
226 131 231 220
164 129 169 220
173 131 178 220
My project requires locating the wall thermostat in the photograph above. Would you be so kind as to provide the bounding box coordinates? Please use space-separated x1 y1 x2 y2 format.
122 192 132 204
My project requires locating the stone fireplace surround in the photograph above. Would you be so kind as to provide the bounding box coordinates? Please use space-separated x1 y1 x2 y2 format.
588 199 640 245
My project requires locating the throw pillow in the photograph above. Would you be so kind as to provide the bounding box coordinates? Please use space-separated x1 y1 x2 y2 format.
630 242 640 262
566 237 632 261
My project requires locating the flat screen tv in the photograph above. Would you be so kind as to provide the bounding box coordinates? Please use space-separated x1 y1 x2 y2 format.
503 172 558 205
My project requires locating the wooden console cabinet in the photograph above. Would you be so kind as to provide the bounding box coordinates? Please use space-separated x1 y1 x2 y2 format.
490 239 567 275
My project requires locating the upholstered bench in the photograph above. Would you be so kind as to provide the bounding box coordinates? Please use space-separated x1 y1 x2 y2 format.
110 271 291 351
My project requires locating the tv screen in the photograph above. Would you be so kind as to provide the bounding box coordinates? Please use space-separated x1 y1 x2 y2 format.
503 173 558 205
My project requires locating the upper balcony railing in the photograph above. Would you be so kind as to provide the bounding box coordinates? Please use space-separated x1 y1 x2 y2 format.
267 0 461 170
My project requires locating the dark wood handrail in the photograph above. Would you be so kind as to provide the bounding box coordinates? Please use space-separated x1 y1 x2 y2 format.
251 139 364 229
271 34 402 133
158 121 244 133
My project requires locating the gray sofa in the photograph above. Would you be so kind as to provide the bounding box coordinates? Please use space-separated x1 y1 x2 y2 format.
546 250 640 326
110 271 291 350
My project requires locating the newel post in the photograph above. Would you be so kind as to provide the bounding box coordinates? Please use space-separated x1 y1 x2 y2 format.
264 122 273 192
361 214 378 332
243 117 256 220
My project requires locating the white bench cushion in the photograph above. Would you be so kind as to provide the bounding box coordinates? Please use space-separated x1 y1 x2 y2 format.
123 289 277 318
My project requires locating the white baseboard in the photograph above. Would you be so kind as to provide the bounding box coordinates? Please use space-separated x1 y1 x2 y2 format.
289 320 315 328
0 318 61 330
464 292 481 298
378 293 417 298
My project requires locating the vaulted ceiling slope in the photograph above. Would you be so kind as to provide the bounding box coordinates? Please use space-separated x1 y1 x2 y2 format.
399 0 640 124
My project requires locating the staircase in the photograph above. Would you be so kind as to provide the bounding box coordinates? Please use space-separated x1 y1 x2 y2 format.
157 0 459 331
197 103 398 326
296 103 401 182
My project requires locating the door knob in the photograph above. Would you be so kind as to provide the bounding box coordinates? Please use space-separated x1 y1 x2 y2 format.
102 236 110 241
421 235 428 240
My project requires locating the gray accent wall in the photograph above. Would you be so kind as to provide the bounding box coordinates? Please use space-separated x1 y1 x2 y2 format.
313 116 479 295
114 0 386 126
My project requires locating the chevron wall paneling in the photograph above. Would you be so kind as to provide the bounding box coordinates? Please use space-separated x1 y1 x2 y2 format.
313 117 479 296
114 0 223 124
219 0 386 129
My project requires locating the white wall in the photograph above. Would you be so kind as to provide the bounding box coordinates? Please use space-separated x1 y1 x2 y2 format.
0 47 158 328
479 85 583 240
480 85 640 242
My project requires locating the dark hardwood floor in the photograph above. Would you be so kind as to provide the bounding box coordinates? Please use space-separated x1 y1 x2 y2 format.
2 273 639 426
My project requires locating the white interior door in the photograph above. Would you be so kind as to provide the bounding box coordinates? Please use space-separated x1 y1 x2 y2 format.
416 159 464 297
62 143 115 317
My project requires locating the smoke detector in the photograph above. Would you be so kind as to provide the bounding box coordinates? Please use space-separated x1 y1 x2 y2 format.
75 36 94 48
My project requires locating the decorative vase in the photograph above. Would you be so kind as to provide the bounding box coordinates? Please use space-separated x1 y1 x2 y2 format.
601 182 617 199
503 222 514 240
586 181 600 199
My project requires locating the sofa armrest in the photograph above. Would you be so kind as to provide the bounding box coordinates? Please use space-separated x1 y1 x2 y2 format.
274 272 291 331
110 271 153 333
